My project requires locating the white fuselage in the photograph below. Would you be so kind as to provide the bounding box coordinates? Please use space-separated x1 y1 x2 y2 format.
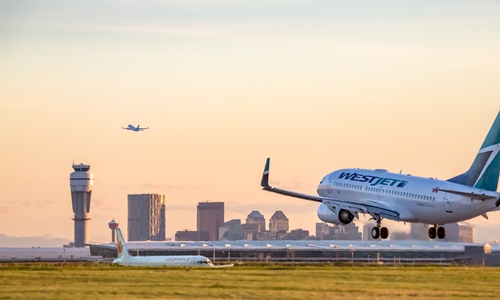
317 168 499 224
113 255 213 267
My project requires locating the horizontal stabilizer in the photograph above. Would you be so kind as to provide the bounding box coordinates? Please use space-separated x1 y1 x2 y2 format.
437 188 498 201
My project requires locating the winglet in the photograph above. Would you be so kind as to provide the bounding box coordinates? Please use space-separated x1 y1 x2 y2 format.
261 158 271 188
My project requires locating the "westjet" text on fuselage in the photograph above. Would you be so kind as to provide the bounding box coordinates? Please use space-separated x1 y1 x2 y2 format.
338 172 408 187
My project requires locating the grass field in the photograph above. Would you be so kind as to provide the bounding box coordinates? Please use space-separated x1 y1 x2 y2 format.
1 263 499 299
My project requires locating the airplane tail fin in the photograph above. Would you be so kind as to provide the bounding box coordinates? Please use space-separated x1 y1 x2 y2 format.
116 228 132 260
447 111 500 191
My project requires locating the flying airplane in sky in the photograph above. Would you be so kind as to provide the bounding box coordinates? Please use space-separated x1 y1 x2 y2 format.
122 124 149 131
113 228 233 267
261 111 500 240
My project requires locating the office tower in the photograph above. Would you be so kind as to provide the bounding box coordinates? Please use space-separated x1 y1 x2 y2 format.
70 163 94 247
269 211 289 232
242 223 259 240
128 194 166 241
443 223 474 243
287 229 309 240
410 223 430 240
342 223 362 240
246 211 266 232
218 219 244 241
175 230 201 241
363 224 378 241
197 202 224 241
316 222 330 239
108 219 119 243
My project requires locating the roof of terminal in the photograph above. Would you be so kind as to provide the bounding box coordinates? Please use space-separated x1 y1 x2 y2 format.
95 240 500 252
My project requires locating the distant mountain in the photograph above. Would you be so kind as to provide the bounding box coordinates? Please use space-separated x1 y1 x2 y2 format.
0 234 72 248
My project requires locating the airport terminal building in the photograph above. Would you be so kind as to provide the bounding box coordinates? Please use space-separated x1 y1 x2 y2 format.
89 240 500 266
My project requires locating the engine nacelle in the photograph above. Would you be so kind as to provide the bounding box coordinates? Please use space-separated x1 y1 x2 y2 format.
317 203 354 225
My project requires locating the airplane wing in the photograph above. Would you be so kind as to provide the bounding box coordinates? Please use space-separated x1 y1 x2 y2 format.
122 127 130 130
261 158 401 221
139 127 149 131
212 263 234 268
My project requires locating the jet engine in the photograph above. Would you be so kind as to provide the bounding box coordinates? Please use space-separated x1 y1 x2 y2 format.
317 203 354 225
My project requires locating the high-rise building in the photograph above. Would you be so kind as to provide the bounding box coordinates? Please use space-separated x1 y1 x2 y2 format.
70 163 94 247
218 219 244 241
128 194 166 241
197 202 224 241
410 223 430 240
242 223 259 240
318 222 362 240
287 229 309 240
363 224 378 241
175 230 201 241
246 211 266 232
269 211 289 232
316 222 330 239
442 223 474 243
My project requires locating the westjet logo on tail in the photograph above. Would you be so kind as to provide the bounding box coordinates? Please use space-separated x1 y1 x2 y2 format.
339 172 408 188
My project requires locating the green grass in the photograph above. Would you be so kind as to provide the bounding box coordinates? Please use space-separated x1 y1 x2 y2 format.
0 263 499 299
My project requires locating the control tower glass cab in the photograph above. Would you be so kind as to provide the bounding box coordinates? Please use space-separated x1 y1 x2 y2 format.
70 163 94 247
108 219 119 243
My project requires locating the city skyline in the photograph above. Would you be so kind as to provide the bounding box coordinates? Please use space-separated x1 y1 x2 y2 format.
2 2 500 244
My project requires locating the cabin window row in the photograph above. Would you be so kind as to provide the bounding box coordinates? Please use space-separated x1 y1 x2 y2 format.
333 182 436 202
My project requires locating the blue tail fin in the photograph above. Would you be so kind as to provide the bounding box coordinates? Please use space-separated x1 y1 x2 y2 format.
447 111 500 191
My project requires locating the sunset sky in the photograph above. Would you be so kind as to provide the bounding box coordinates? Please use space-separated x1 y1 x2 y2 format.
2 1 499 244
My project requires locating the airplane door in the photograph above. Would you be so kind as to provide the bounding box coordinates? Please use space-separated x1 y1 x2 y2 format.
444 193 452 213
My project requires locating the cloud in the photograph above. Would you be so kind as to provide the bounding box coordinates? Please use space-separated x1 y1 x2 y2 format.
5 20 249 43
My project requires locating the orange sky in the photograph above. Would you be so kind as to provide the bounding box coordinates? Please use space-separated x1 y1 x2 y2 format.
1 2 499 243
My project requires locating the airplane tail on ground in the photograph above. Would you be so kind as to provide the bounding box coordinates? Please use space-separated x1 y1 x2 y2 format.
448 111 500 191
115 228 132 260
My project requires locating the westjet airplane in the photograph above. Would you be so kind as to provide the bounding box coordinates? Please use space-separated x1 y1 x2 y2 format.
122 124 149 131
261 111 500 240
113 228 233 267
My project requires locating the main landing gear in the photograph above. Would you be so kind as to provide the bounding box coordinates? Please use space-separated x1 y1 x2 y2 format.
428 225 446 239
371 217 389 239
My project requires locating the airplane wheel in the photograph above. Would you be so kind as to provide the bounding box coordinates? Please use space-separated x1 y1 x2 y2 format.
380 227 389 239
371 227 380 239
437 227 446 239
428 227 437 239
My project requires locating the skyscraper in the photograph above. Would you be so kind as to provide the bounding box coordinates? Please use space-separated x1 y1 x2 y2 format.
246 211 266 232
269 211 289 232
128 194 166 241
197 202 224 241
70 163 94 247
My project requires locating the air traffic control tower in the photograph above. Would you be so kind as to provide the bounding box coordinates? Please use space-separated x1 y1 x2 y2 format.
70 163 94 247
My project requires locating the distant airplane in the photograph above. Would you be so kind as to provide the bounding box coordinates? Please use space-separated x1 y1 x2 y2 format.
261 111 500 240
113 228 233 268
122 124 149 131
